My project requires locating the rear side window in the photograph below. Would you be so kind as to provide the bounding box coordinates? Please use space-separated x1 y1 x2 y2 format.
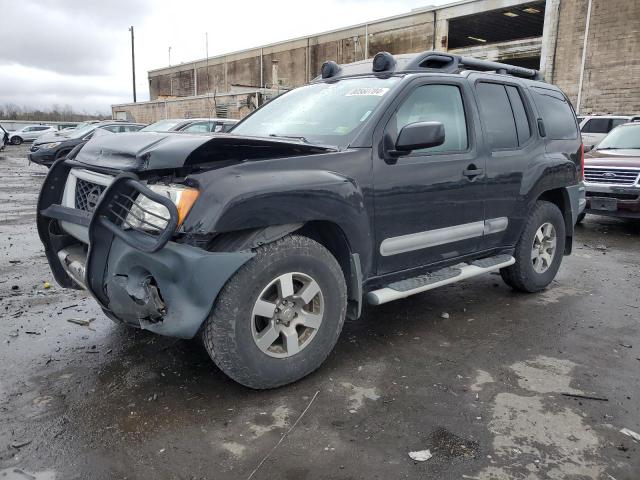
581 118 610 134
394 84 468 154
182 122 211 133
611 118 628 129
476 83 518 149
532 87 578 140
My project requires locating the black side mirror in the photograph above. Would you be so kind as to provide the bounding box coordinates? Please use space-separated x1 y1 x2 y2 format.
584 144 595 153
394 121 445 154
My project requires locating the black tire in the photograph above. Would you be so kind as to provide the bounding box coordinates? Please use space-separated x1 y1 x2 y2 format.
501 200 566 293
11 136 22 145
575 212 586 224
202 235 347 389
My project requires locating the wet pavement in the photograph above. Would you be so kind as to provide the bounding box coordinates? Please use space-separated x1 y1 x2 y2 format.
1 143 639 479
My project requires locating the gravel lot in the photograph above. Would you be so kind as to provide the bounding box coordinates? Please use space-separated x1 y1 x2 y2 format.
1 143 639 479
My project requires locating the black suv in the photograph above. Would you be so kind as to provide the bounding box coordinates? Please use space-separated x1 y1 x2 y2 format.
29 121 145 167
37 51 584 389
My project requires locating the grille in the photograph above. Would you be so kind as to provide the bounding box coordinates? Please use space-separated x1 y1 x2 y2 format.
584 167 640 186
75 179 106 213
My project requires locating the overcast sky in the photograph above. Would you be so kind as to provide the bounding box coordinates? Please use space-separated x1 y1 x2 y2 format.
0 0 455 114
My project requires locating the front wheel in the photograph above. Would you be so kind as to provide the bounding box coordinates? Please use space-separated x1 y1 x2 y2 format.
501 200 566 293
10 136 22 145
202 235 347 389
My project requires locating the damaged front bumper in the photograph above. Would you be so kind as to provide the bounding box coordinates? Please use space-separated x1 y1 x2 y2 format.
37 159 253 339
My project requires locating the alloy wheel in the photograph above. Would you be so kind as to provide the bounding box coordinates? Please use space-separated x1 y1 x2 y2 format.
251 272 324 358
531 222 557 274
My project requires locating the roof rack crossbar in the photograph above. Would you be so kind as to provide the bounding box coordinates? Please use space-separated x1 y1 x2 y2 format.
458 56 542 80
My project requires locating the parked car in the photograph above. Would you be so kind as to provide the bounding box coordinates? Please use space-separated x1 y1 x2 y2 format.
37 51 583 389
9 125 57 145
140 118 238 133
29 121 145 167
577 115 633 149
580 121 640 222
138 118 186 132
36 121 102 144
178 118 238 133
0 124 8 150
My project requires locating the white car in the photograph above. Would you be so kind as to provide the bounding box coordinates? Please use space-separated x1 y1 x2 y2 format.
9 125 57 145
576 115 632 149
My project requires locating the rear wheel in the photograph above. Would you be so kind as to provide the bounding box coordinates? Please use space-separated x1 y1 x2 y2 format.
501 200 565 292
11 136 22 145
202 235 347 389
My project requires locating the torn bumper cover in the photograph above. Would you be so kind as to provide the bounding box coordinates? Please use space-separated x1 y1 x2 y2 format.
37 159 253 339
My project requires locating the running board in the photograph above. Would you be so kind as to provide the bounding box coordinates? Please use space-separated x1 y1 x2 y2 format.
367 254 515 306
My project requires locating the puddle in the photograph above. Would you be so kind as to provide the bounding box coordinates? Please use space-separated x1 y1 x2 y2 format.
532 285 580 305
340 382 380 412
470 370 494 392
249 405 289 437
221 441 246 458
0 469 56 480
474 355 605 479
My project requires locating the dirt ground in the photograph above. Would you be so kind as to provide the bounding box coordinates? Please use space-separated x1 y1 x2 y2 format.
1 143 639 480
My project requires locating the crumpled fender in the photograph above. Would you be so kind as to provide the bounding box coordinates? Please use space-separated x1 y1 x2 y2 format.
183 162 374 276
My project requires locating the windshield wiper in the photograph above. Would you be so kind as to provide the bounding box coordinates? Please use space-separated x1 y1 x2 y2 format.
269 133 309 143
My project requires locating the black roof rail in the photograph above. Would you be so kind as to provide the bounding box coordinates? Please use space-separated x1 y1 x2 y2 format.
457 55 542 80
316 50 544 82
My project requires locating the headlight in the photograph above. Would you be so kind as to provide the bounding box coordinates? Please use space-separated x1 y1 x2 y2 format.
125 184 199 232
40 142 62 149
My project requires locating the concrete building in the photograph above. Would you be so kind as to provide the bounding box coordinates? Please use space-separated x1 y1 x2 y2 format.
112 0 640 122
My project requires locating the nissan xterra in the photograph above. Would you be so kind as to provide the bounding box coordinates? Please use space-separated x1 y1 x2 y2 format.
37 51 585 388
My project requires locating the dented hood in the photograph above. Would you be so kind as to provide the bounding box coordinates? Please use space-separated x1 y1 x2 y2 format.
73 132 336 171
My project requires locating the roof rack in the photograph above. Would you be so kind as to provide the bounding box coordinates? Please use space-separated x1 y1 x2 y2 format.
319 50 543 81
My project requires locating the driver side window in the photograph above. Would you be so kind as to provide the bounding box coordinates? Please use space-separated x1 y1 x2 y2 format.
394 84 468 154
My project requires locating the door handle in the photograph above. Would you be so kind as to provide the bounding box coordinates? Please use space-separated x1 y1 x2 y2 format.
463 165 484 179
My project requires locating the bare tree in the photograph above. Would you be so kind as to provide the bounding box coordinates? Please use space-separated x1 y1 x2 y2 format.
0 104 108 122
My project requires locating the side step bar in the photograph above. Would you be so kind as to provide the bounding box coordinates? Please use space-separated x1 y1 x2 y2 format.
367 254 515 306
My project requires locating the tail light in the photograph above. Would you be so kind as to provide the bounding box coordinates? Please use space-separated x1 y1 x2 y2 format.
579 143 584 181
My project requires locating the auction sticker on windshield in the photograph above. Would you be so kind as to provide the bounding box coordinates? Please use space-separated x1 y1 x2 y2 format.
346 87 390 96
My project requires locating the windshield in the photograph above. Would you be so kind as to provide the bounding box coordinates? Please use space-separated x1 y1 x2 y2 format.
68 124 98 139
70 122 92 131
232 77 401 148
140 119 183 132
597 124 640 150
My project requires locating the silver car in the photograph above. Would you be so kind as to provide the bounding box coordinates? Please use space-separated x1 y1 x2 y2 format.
577 115 632 149
9 125 57 145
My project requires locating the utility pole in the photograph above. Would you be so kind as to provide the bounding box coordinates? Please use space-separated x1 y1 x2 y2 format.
205 33 210 92
129 26 137 103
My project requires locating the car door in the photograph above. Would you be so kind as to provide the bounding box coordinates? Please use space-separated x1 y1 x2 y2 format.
21 127 35 140
373 79 485 275
32 126 51 140
472 79 542 251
